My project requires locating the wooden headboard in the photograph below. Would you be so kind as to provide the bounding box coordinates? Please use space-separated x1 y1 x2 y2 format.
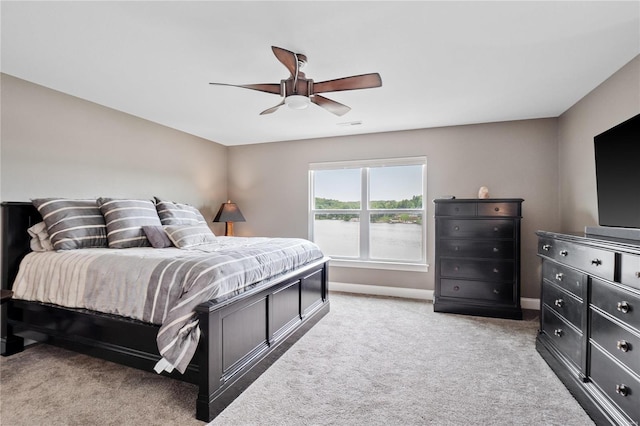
1 202 41 291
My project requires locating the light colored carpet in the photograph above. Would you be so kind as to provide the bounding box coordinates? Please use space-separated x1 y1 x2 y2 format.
0 293 594 425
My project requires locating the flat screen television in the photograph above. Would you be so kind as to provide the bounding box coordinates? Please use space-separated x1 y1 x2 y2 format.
589 113 640 239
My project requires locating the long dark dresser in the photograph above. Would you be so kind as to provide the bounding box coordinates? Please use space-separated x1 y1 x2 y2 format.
433 198 523 320
536 231 640 425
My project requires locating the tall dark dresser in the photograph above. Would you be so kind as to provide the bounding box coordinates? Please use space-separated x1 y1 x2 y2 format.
433 198 523 320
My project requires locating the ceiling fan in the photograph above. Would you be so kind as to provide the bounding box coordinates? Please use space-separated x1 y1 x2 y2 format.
210 46 382 116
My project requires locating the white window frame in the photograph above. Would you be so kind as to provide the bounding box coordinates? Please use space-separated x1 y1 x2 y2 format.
309 156 428 272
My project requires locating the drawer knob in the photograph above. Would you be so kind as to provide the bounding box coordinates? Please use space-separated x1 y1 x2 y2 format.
542 244 551 251
493 289 500 294
615 384 629 397
591 258 602 266
560 250 568 257
555 273 564 281
554 329 563 337
454 226 460 231
494 207 500 212
617 301 631 314
493 268 499 273
554 299 564 308
616 340 630 353
492 247 499 253
493 227 499 232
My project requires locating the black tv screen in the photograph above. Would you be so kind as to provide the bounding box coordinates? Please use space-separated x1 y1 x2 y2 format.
594 113 640 228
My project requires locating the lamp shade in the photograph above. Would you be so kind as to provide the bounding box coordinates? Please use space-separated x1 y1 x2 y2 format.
213 201 246 223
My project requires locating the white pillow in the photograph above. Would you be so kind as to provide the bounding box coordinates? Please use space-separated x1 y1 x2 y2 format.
28 221 54 252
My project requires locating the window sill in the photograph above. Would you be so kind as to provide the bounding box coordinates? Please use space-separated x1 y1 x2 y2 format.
328 259 429 272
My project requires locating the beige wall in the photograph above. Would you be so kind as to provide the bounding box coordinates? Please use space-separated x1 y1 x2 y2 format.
6 52 636 301
1 74 228 232
228 119 560 299
558 55 640 233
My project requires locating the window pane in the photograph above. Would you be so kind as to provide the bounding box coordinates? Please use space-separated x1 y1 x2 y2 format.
314 213 359 257
314 169 360 209
370 213 422 261
369 165 423 209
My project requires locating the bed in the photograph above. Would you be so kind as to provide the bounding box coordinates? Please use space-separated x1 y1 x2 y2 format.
0 201 330 422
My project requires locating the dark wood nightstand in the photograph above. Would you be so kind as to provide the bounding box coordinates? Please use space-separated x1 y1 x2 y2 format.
0 289 13 304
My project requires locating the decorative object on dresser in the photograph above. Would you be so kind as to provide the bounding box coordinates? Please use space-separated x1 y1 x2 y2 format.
433 198 523 320
536 231 640 425
477 186 489 199
213 200 246 236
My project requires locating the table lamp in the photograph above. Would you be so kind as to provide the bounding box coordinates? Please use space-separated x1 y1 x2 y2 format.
213 200 246 236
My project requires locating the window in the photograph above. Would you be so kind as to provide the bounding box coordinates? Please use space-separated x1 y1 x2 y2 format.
309 157 427 269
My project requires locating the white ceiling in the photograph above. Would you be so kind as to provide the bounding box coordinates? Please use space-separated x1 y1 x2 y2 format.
2 1 639 146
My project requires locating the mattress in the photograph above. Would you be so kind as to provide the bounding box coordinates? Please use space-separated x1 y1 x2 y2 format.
12 236 324 373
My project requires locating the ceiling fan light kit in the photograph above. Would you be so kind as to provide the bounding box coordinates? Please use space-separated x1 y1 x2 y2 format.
284 95 310 110
210 46 382 116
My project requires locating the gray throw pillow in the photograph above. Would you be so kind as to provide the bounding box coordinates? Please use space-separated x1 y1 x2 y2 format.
142 225 174 248
154 197 208 226
164 224 216 248
97 198 162 248
32 198 108 250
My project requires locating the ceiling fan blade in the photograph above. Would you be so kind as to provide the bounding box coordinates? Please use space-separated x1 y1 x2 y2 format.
313 73 382 94
311 95 351 116
271 46 298 77
260 100 285 115
209 82 281 95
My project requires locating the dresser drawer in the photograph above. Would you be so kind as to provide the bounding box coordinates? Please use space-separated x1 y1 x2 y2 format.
541 260 585 299
438 239 514 259
438 219 514 239
621 253 640 290
591 278 640 332
590 309 640 374
477 202 520 217
542 281 583 330
435 202 476 216
440 259 513 281
541 306 582 367
589 344 640 423
440 279 514 303
546 240 615 280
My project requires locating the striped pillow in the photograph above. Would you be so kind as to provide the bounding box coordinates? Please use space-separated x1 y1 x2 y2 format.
164 225 216 248
154 197 207 226
32 198 108 250
97 198 162 248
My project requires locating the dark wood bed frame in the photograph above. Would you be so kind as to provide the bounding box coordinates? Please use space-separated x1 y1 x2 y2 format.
0 202 330 422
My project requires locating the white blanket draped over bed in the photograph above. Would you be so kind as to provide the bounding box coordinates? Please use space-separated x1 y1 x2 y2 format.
12 237 324 374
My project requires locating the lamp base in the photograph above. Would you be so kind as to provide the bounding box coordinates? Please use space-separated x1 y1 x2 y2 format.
225 222 234 236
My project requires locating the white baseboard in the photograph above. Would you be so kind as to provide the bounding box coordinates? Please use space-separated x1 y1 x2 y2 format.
330 281 433 300
329 281 540 311
520 297 540 311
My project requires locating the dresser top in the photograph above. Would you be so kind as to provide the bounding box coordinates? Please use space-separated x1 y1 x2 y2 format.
536 230 640 255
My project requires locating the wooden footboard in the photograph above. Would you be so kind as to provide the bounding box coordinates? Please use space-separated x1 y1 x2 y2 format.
0 202 330 422
195 260 329 421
